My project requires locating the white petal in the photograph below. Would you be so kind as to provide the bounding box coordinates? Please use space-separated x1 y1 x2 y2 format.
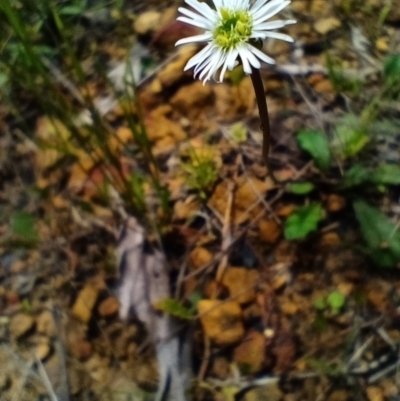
178 7 216 28
238 47 252 74
199 50 225 83
188 46 215 70
255 31 294 42
250 0 270 14
251 0 286 15
194 54 216 80
248 45 276 65
240 45 261 69
175 32 213 46
212 0 223 9
177 16 211 29
253 19 296 31
228 0 238 8
227 49 239 70
184 0 217 21
184 43 214 70
219 48 236 82
252 0 291 22
232 0 250 10
193 51 219 78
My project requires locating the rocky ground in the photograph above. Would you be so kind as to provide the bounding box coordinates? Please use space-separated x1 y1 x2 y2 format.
2 0 400 400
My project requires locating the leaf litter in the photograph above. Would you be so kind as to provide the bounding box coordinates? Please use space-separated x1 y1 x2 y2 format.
1 0 400 401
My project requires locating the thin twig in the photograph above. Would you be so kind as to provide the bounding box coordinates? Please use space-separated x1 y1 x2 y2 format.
215 179 235 284
198 335 211 381
36 358 59 401
52 306 71 401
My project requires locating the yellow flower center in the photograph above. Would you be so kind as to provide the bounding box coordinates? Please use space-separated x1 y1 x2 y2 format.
213 8 252 50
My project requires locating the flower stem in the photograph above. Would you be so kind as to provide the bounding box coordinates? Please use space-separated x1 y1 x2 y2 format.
250 68 278 183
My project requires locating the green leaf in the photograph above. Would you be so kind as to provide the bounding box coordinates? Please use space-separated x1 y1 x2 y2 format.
11 211 37 241
60 4 86 15
330 115 369 159
383 54 400 86
154 298 194 320
341 164 370 188
341 163 400 188
371 163 400 185
21 299 33 314
353 200 400 268
288 182 315 195
327 291 346 312
284 203 323 240
230 122 247 143
297 130 331 170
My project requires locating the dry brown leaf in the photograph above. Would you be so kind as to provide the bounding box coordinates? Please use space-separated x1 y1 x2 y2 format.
72 285 100 323
221 267 259 304
326 194 346 212
189 247 213 270
209 176 271 225
133 11 161 35
280 301 299 315
367 288 388 312
9 313 35 339
259 219 282 244
211 357 230 379
170 81 214 117
198 299 244 345
145 108 186 150
319 232 340 247
366 387 384 401
327 390 349 401
314 17 341 35
276 203 297 217
214 77 255 121
157 45 198 87
98 297 120 317
314 79 334 94
107 126 134 153
233 329 266 374
375 37 389 52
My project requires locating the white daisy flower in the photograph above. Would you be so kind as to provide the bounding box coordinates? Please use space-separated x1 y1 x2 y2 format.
175 0 296 84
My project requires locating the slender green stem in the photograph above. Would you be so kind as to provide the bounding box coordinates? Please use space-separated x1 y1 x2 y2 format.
250 68 278 183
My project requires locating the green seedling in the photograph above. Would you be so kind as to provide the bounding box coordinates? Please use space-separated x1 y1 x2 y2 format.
326 291 346 314
284 203 323 240
181 147 219 199
297 129 330 170
11 211 38 241
330 114 370 159
154 297 196 320
21 299 33 314
354 200 400 268
230 122 247 144
314 291 346 315
288 182 315 195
